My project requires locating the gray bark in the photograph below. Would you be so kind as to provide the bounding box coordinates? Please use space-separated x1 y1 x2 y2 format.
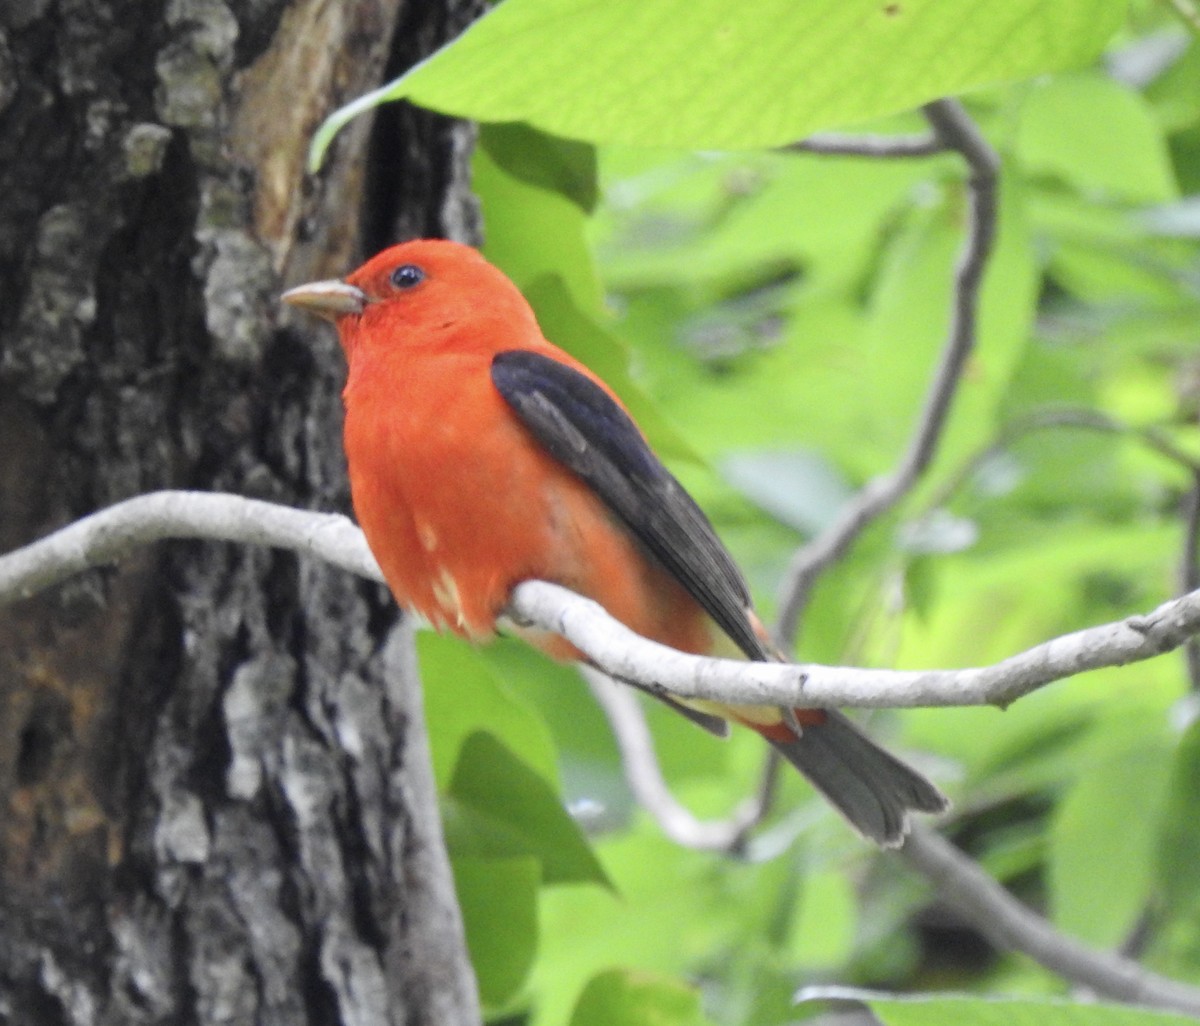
0 0 480 1023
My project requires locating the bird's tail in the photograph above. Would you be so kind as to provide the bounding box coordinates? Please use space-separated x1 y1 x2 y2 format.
758 709 947 847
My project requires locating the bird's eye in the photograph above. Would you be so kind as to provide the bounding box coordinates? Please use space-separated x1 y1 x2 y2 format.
390 264 425 290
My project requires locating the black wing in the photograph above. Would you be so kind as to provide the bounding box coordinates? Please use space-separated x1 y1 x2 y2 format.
491 349 770 662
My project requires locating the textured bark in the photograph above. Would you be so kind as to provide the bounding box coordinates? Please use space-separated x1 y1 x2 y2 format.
0 0 480 1023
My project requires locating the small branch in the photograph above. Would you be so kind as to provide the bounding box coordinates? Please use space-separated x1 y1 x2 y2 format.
900 828 1200 1017
6 491 1200 712
910 406 1200 693
508 579 1200 709
1180 479 1200 690
775 99 1000 647
0 490 382 606
789 132 945 159
583 668 771 852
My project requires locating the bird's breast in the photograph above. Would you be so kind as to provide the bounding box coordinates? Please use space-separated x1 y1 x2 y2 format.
342 347 713 659
343 349 587 633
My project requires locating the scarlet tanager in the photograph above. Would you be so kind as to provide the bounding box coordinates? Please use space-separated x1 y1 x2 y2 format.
283 239 946 846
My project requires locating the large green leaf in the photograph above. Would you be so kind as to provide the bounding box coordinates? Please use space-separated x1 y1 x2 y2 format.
788 868 857 967
445 731 610 887
569 968 714 1026
475 123 604 315
1016 73 1179 204
418 632 559 789
313 0 1125 157
531 825 750 1026
1049 730 1172 946
482 639 632 820
481 121 599 213
452 855 540 1008
800 992 1198 1026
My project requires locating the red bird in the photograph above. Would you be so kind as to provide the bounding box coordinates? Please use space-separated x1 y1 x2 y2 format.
283 239 946 846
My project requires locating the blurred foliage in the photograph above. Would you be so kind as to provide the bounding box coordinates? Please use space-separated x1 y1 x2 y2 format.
339 0 1200 1022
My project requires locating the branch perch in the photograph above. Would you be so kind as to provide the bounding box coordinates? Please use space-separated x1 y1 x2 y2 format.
508 579 1200 710
5 491 1200 713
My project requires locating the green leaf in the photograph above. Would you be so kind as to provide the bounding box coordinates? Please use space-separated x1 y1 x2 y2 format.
1016 73 1179 203
446 731 610 887
418 632 559 789
480 121 598 212
599 147 939 293
452 855 540 1008
532 826 749 1025
1156 718 1200 919
312 0 1124 157
800 992 1198 1026
1049 732 1172 946
475 123 604 315
481 640 633 829
568 968 713 1026
789 869 857 967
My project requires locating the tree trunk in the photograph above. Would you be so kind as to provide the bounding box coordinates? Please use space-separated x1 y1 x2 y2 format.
0 0 480 1023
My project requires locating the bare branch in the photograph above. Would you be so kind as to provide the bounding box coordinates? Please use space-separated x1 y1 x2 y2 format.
789 132 945 159
911 406 1200 693
776 99 1000 647
6 491 1200 712
900 828 1200 1017
1180 479 1200 690
508 578 1200 710
0 490 382 607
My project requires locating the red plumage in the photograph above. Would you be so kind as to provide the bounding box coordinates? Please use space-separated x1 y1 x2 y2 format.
283 239 946 845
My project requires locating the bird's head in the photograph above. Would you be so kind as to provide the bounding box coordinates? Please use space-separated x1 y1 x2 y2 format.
282 239 538 360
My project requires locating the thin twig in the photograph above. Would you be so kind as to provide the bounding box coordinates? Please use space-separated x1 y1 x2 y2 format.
508 578 1200 710
775 99 1000 648
908 406 1200 692
789 132 945 159
1180 479 1200 690
900 828 1200 1017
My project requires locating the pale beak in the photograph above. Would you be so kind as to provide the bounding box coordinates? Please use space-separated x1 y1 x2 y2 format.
281 279 367 320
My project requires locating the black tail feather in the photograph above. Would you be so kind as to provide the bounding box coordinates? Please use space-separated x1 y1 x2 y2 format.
768 710 947 847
